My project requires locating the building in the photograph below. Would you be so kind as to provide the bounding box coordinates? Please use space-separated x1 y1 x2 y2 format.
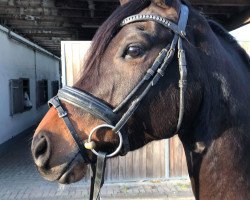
231 24 250 55
0 25 60 145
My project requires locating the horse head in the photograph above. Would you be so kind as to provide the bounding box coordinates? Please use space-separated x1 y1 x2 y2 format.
31 0 209 185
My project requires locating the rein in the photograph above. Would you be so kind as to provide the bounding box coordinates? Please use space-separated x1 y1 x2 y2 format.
48 4 189 200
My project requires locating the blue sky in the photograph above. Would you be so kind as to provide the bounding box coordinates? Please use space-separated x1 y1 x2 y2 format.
230 23 250 41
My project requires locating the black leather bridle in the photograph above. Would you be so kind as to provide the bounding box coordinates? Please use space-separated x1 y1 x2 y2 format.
48 4 189 200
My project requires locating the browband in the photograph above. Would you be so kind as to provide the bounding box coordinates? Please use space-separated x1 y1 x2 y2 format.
121 5 189 38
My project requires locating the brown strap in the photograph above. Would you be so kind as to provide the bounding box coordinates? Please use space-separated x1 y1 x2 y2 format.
48 97 91 163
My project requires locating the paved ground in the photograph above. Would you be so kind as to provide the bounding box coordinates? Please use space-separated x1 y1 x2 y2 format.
0 126 195 200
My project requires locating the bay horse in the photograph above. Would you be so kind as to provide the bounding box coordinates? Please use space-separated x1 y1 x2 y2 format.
31 0 250 199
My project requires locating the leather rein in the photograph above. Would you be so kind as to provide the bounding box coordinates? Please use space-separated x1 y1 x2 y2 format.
48 4 189 200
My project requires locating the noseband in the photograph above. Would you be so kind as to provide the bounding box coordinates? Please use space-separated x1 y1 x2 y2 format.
48 4 189 200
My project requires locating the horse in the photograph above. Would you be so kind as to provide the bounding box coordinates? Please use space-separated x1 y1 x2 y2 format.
31 0 250 199
24 91 32 110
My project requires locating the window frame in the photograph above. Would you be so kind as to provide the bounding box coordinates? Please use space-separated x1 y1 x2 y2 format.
36 79 48 108
9 78 32 116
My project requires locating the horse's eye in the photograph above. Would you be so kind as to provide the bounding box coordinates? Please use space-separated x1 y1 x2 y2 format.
125 45 143 59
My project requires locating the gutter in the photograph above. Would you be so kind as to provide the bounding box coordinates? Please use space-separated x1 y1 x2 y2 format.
0 24 60 60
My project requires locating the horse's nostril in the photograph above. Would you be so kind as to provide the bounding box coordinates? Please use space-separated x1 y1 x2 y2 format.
35 137 47 158
32 134 51 168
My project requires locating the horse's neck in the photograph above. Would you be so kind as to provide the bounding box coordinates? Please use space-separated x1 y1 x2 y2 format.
181 27 250 199
182 113 250 197
182 124 250 199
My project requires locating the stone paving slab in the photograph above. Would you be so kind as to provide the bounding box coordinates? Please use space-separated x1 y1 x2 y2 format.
0 126 195 200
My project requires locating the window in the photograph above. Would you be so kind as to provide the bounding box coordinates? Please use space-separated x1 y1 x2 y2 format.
51 80 59 97
36 79 48 108
9 78 32 116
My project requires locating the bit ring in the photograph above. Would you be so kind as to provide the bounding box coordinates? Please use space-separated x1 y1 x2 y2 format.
87 124 123 158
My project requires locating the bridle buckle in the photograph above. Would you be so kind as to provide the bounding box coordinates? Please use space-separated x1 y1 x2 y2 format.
58 111 67 118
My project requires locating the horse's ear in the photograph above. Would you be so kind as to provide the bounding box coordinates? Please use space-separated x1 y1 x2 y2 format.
151 0 173 8
119 0 131 5
120 0 174 7
151 0 180 20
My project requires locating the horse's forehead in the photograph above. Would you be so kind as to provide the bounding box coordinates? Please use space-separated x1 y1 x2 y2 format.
140 2 179 22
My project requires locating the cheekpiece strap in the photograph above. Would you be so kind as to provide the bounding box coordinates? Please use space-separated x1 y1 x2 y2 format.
48 96 91 163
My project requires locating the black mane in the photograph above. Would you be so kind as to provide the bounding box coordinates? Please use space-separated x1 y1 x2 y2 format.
75 0 151 86
208 20 250 66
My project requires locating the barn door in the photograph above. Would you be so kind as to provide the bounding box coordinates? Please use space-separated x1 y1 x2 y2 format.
169 136 188 177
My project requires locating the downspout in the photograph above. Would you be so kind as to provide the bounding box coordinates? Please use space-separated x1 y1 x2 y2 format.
34 49 38 110
88 0 95 18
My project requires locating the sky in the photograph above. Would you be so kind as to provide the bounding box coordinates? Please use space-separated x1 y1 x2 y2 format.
230 23 250 41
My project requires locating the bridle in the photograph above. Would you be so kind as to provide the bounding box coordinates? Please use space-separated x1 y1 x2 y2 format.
48 4 189 200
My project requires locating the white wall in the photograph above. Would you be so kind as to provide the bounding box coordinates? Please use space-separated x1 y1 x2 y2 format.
230 24 250 55
0 25 60 144
230 23 250 41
